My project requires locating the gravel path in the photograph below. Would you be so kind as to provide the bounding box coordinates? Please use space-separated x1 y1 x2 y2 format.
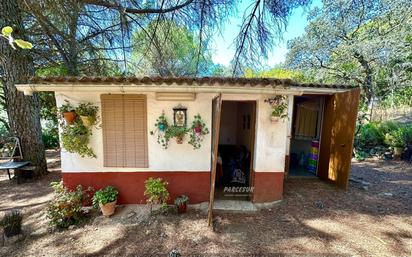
0 154 411 257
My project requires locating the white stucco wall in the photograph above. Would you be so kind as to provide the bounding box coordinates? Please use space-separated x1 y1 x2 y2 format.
56 90 290 173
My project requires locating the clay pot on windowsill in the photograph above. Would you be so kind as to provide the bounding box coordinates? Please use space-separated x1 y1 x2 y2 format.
63 111 77 124
99 200 117 217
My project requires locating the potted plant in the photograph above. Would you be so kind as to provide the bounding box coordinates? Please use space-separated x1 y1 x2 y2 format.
92 186 119 217
188 115 210 149
385 129 405 157
58 100 76 124
166 126 189 144
155 112 169 132
144 178 169 213
76 102 99 127
174 195 189 214
61 121 96 158
0 210 23 237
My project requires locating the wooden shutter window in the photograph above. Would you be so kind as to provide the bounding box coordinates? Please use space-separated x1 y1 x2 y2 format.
101 94 148 168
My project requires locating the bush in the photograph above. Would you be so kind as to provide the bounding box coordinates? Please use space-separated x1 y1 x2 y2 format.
42 125 59 149
0 211 23 237
47 181 92 229
144 178 169 210
356 122 384 148
92 186 118 208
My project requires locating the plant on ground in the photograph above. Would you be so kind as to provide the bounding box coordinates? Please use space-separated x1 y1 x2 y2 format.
188 114 209 149
0 210 23 237
61 121 96 158
356 122 384 148
174 195 189 206
144 178 169 211
47 181 92 229
92 186 119 208
385 126 407 148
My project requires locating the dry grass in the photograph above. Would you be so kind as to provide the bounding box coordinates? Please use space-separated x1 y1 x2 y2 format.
0 152 411 257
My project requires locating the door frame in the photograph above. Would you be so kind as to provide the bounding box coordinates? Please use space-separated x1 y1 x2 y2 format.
287 94 326 177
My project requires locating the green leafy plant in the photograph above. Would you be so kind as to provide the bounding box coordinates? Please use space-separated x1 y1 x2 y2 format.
174 195 189 206
1 26 33 50
265 96 288 120
385 128 406 148
47 182 92 229
144 178 169 211
58 100 75 114
150 113 170 148
0 210 23 237
166 125 189 141
75 103 98 117
61 121 96 158
92 186 119 208
188 114 209 149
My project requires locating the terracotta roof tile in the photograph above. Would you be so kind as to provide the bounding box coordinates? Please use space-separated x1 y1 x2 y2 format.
26 76 356 90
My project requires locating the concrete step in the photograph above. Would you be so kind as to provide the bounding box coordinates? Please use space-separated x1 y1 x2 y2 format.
213 200 257 212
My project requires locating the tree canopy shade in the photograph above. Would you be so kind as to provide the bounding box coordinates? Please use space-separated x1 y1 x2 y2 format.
19 0 312 76
131 20 213 76
286 0 412 106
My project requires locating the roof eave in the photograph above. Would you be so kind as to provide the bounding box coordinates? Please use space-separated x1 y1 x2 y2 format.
16 83 351 96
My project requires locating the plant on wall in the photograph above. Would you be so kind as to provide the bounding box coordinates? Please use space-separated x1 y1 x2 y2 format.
188 114 209 149
76 103 99 128
166 125 190 145
265 95 288 122
61 121 96 158
58 101 99 158
150 112 170 148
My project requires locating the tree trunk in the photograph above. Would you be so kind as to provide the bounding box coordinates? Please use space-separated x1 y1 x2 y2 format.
0 0 48 177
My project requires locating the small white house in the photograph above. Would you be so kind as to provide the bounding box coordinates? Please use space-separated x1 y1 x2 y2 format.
17 76 360 206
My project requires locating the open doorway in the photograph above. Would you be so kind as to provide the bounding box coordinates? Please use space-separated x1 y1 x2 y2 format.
289 95 325 177
214 101 256 200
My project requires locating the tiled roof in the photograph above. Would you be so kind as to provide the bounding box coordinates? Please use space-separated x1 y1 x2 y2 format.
27 76 356 90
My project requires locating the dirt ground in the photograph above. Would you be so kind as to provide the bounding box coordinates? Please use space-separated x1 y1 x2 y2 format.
0 151 411 257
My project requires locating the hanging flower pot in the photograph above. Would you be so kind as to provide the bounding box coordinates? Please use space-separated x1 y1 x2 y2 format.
175 135 184 144
63 111 77 124
194 126 202 135
158 123 167 132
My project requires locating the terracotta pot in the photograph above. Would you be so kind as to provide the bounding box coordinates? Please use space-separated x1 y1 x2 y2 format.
176 203 187 214
270 116 279 123
99 200 117 217
394 147 404 156
63 111 77 124
80 115 94 127
175 135 184 144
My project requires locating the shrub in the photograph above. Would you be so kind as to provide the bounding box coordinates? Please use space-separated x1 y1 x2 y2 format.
356 122 384 148
42 125 59 149
0 211 23 237
144 178 169 210
92 186 118 208
47 181 91 229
